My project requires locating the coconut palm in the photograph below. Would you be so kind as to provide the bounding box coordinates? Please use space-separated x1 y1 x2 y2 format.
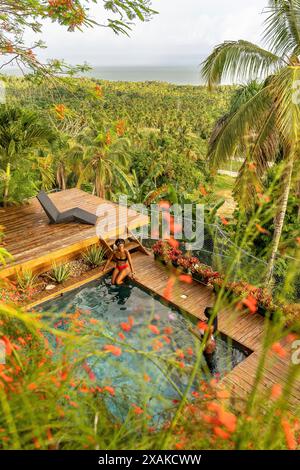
0 107 55 205
201 0 300 284
76 130 131 199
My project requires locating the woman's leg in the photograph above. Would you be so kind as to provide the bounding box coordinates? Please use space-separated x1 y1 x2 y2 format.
115 267 131 285
111 268 119 285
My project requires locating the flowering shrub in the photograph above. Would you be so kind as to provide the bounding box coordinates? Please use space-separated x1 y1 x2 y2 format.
152 241 298 320
0 279 37 305
0 302 299 450
152 240 183 264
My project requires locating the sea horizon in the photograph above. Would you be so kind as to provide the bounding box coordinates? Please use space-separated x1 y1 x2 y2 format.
1 64 203 86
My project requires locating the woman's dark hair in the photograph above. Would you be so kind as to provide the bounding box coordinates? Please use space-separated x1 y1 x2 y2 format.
115 238 126 247
204 307 214 319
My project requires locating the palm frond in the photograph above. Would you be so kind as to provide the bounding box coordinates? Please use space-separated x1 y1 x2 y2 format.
263 0 300 57
268 65 300 145
208 85 274 168
201 40 282 88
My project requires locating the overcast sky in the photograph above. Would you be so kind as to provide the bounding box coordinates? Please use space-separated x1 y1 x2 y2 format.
29 0 267 66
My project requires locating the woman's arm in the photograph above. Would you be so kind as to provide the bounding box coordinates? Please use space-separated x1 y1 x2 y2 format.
103 252 114 271
126 250 135 275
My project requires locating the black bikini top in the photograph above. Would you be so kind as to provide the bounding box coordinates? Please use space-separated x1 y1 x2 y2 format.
114 250 128 262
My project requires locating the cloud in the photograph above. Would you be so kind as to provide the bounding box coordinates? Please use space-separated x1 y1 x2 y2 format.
25 0 267 66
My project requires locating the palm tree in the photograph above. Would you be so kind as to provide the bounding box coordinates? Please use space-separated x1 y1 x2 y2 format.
201 0 300 285
0 107 55 205
76 130 131 199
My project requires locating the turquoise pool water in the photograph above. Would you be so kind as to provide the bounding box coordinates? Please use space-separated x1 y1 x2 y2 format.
39 277 247 419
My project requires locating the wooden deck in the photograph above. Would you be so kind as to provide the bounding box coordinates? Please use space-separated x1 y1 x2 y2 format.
2 194 299 412
0 189 148 278
132 252 300 412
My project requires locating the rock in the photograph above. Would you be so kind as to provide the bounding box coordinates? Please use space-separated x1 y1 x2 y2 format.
45 284 56 291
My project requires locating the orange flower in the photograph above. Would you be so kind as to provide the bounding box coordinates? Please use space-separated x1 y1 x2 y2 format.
89 318 98 325
164 326 173 335
281 419 296 450
1 336 12 356
168 238 180 249
216 389 230 400
152 339 163 351
199 185 208 197
179 274 193 284
163 277 175 301
197 321 209 332
148 324 160 335
103 386 115 396
271 383 282 399
27 383 38 391
132 404 144 415
95 84 103 98
248 162 256 171
120 322 131 332
242 295 258 314
105 131 112 145
162 335 171 344
32 437 41 449
128 316 135 327
220 216 229 226
296 237 300 245
255 224 270 235
271 342 287 358
118 332 125 340
103 344 122 357
176 349 185 359
217 408 237 433
143 374 151 383
213 426 230 440
54 104 66 120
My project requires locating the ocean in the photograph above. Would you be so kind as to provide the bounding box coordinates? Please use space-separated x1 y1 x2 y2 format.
1 65 203 86
85 66 202 85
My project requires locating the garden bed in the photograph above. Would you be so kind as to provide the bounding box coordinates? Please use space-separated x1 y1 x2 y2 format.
152 240 300 330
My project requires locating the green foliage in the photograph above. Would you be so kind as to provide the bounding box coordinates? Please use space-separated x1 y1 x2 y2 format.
47 263 71 284
0 77 233 206
16 269 37 292
82 245 107 267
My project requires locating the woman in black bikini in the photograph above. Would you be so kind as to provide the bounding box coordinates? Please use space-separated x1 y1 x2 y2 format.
102 238 135 285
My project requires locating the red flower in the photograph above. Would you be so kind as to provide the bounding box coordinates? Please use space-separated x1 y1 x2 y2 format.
281 419 296 450
168 238 180 249
197 321 209 332
220 216 229 226
213 426 230 440
120 322 131 332
27 383 38 391
103 345 122 357
271 342 287 358
148 324 160 335
271 383 282 399
179 274 193 284
200 185 208 197
131 404 144 415
242 295 258 314
255 224 270 235
163 277 175 301
103 386 115 396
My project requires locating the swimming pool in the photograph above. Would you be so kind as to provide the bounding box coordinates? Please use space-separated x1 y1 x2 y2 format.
39 276 248 419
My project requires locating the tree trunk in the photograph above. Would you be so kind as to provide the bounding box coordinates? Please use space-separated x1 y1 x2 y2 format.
56 164 66 191
3 163 11 207
265 155 294 286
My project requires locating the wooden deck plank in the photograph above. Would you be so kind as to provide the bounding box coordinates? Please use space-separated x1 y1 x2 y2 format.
0 189 148 277
131 252 300 411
